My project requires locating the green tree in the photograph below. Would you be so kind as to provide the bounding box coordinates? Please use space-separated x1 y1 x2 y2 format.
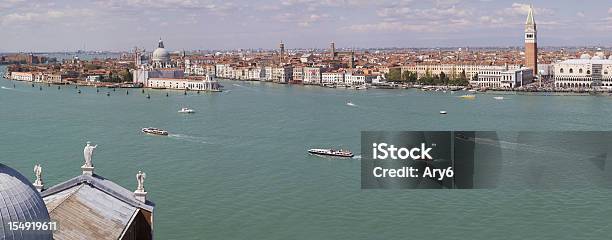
387 68 402 82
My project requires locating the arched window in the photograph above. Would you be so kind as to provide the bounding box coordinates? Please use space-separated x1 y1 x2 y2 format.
560 68 564 73
570 68 574 74
587 70 591 75
579 69 583 74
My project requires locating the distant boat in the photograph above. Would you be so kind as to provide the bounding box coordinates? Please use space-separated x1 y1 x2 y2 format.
460 95 476 99
308 148 354 158
494 96 504 100
439 111 447 114
346 101 356 107
178 107 195 113
142 127 169 136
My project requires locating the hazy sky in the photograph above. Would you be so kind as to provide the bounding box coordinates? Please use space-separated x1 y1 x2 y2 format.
0 0 611 52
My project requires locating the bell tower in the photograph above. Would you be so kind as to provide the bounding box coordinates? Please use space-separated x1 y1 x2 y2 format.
524 5 538 76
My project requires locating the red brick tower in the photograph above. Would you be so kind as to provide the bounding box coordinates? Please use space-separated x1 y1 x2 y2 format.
524 5 538 76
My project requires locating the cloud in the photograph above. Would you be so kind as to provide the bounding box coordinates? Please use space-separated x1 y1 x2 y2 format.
499 3 553 17
0 8 95 26
346 22 431 32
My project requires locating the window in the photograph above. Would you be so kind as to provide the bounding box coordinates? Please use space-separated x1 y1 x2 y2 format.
579 69 583 74
560 68 564 73
587 70 591 75
570 69 574 74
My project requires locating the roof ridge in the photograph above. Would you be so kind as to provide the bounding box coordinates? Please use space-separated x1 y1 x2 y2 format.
48 184 83 213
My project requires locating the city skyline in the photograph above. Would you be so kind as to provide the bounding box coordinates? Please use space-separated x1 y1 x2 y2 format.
1 0 612 52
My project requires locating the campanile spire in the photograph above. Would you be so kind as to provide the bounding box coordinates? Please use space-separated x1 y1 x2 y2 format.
524 5 538 76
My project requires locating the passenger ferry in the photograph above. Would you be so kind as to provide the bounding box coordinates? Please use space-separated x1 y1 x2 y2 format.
308 148 354 158
142 127 169 136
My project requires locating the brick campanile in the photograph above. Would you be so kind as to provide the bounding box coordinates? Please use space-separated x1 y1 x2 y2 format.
524 5 538 76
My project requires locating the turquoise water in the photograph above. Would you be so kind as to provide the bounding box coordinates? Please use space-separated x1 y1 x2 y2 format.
1 65 612 239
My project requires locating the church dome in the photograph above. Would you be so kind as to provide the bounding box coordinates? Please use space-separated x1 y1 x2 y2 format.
152 39 170 63
580 54 591 59
0 164 52 239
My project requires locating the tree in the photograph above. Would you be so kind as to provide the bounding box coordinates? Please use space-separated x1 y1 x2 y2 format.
387 68 402 82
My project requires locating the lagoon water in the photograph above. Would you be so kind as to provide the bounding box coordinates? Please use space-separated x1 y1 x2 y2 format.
1 65 612 239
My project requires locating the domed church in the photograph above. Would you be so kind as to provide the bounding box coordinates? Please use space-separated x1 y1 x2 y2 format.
152 38 171 68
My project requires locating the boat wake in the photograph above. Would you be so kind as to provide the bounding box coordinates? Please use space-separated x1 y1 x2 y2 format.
168 134 209 144
352 155 362 159
346 102 358 107
1 86 13 90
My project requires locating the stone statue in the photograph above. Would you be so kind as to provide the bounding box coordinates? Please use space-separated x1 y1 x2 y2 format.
33 164 43 185
83 141 97 167
136 171 146 192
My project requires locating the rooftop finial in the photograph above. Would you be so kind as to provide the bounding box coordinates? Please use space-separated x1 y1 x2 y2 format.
82 141 97 175
33 164 44 192
158 38 164 48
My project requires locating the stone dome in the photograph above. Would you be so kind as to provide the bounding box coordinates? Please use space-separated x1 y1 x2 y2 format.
0 164 52 240
152 39 170 63
580 53 591 59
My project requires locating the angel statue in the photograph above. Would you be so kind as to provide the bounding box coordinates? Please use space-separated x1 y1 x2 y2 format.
136 171 146 192
33 164 43 185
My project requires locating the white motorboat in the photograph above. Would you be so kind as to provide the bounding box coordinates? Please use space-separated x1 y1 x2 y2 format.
142 127 169 136
178 107 195 113
346 101 356 107
439 111 447 114
494 96 505 100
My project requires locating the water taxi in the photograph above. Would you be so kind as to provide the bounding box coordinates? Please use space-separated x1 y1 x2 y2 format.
494 96 504 100
142 127 169 136
439 111 447 114
308 148 354 158
178 107 195 113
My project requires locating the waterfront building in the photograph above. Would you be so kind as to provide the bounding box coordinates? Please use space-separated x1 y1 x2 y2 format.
344 73 374 86
148 75 220 91
553 56 612 88
133 39 220 91
10 71 34 81
524 5 538 76
272 66 293 83
472 66 533 88
303 67 322 84
402 64 514 80
292 67 304 83
321 72 345 84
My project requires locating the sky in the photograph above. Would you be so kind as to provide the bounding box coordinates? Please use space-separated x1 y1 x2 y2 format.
0 0 611 52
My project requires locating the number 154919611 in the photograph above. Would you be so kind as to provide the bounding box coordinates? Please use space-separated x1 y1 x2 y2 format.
8 221 57 231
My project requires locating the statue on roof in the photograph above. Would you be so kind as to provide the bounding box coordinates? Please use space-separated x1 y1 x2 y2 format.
33 164 43 185
83 141 97 168
136 171 146 192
